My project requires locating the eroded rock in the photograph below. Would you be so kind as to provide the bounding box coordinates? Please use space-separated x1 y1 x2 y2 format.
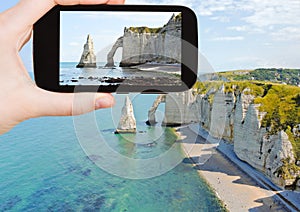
77 34 97 68
115 96 136 134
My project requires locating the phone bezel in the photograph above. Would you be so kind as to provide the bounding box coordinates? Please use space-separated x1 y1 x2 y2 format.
33 5 198 93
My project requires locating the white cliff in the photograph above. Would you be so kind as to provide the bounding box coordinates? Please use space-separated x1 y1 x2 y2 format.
209 85 235 140
107 13 182 67
148 85 299 188
146 89 201 126
233 92 298 187
163 89 200 125
115 96 136 134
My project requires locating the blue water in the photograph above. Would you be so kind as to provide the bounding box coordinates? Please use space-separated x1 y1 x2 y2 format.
0 94 224 211
60 62 124 85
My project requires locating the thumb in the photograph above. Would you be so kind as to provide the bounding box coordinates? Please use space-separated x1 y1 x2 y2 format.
32 88 115 117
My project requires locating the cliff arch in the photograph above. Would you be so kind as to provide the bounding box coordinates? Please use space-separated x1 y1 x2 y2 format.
147 95 166 125
105 36 123 67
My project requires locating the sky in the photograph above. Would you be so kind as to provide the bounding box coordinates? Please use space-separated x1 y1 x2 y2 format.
1 0 300 72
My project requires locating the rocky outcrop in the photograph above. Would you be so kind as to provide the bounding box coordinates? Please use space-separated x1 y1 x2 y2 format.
115 96 136 134
233 92 298 188
147 95 166 125
198 94 211 130
105 36 123 67
107 13 181 67
209 85 235 140
77 34 97 68
163 90 200 126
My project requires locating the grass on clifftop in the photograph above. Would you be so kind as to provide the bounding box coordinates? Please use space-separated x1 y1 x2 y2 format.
215 68 300 86
174 13 182 21
127 26 162 34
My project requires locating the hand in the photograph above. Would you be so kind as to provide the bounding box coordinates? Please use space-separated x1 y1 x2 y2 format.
0 0 125 135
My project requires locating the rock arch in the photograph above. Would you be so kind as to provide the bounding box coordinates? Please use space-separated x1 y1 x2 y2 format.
146 95 166 125
147 90 201 126
105 36 124 67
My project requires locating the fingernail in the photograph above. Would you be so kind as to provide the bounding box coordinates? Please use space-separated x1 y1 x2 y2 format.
95 97 114 109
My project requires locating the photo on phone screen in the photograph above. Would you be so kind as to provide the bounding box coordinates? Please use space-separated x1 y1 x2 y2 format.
59 11 182 87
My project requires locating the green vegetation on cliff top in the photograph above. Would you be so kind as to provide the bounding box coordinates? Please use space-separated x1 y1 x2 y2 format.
127 26 162 34
214 68 300 86
174 12 182 21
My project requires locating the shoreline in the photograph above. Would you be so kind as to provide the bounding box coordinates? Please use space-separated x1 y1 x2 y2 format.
177 123 299 211
132 63 181 75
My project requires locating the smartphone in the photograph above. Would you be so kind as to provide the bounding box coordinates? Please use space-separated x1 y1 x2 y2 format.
33 5 198 93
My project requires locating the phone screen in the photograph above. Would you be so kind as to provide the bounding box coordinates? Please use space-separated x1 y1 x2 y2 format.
59 11 182 87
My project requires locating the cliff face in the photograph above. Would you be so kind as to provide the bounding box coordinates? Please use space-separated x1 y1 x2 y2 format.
147 90 200 126
209 86 235 140
77 34 97 68
149 87 299 189
233 92 298 187
107 13 182 67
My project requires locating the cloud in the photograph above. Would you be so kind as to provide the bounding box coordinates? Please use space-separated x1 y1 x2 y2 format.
241 0 300 27
227 26 247 32
271 27 300 41
69 42 79 46
211 36 244 41
227 25 265 33
195 0 236 16
195 0 300 42
210 16 230 23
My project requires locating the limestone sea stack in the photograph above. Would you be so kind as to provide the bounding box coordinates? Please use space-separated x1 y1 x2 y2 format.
76 34 97 68
115 96 136 134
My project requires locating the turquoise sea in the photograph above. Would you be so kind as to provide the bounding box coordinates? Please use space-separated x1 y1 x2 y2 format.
0 91 224 211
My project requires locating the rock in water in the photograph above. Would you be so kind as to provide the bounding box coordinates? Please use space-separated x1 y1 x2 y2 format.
115 96 136 134
76 34 97 68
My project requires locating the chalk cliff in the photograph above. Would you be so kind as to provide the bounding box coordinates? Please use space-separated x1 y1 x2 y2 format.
209 85 235 140
149 86 299 189
106 13 182 67
77 34 97 68
115 96 136 134
233 92 298 188
147 89 200 126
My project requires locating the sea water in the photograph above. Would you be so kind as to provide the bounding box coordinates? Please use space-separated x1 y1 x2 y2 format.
0 90 224 211
60 62 126 85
